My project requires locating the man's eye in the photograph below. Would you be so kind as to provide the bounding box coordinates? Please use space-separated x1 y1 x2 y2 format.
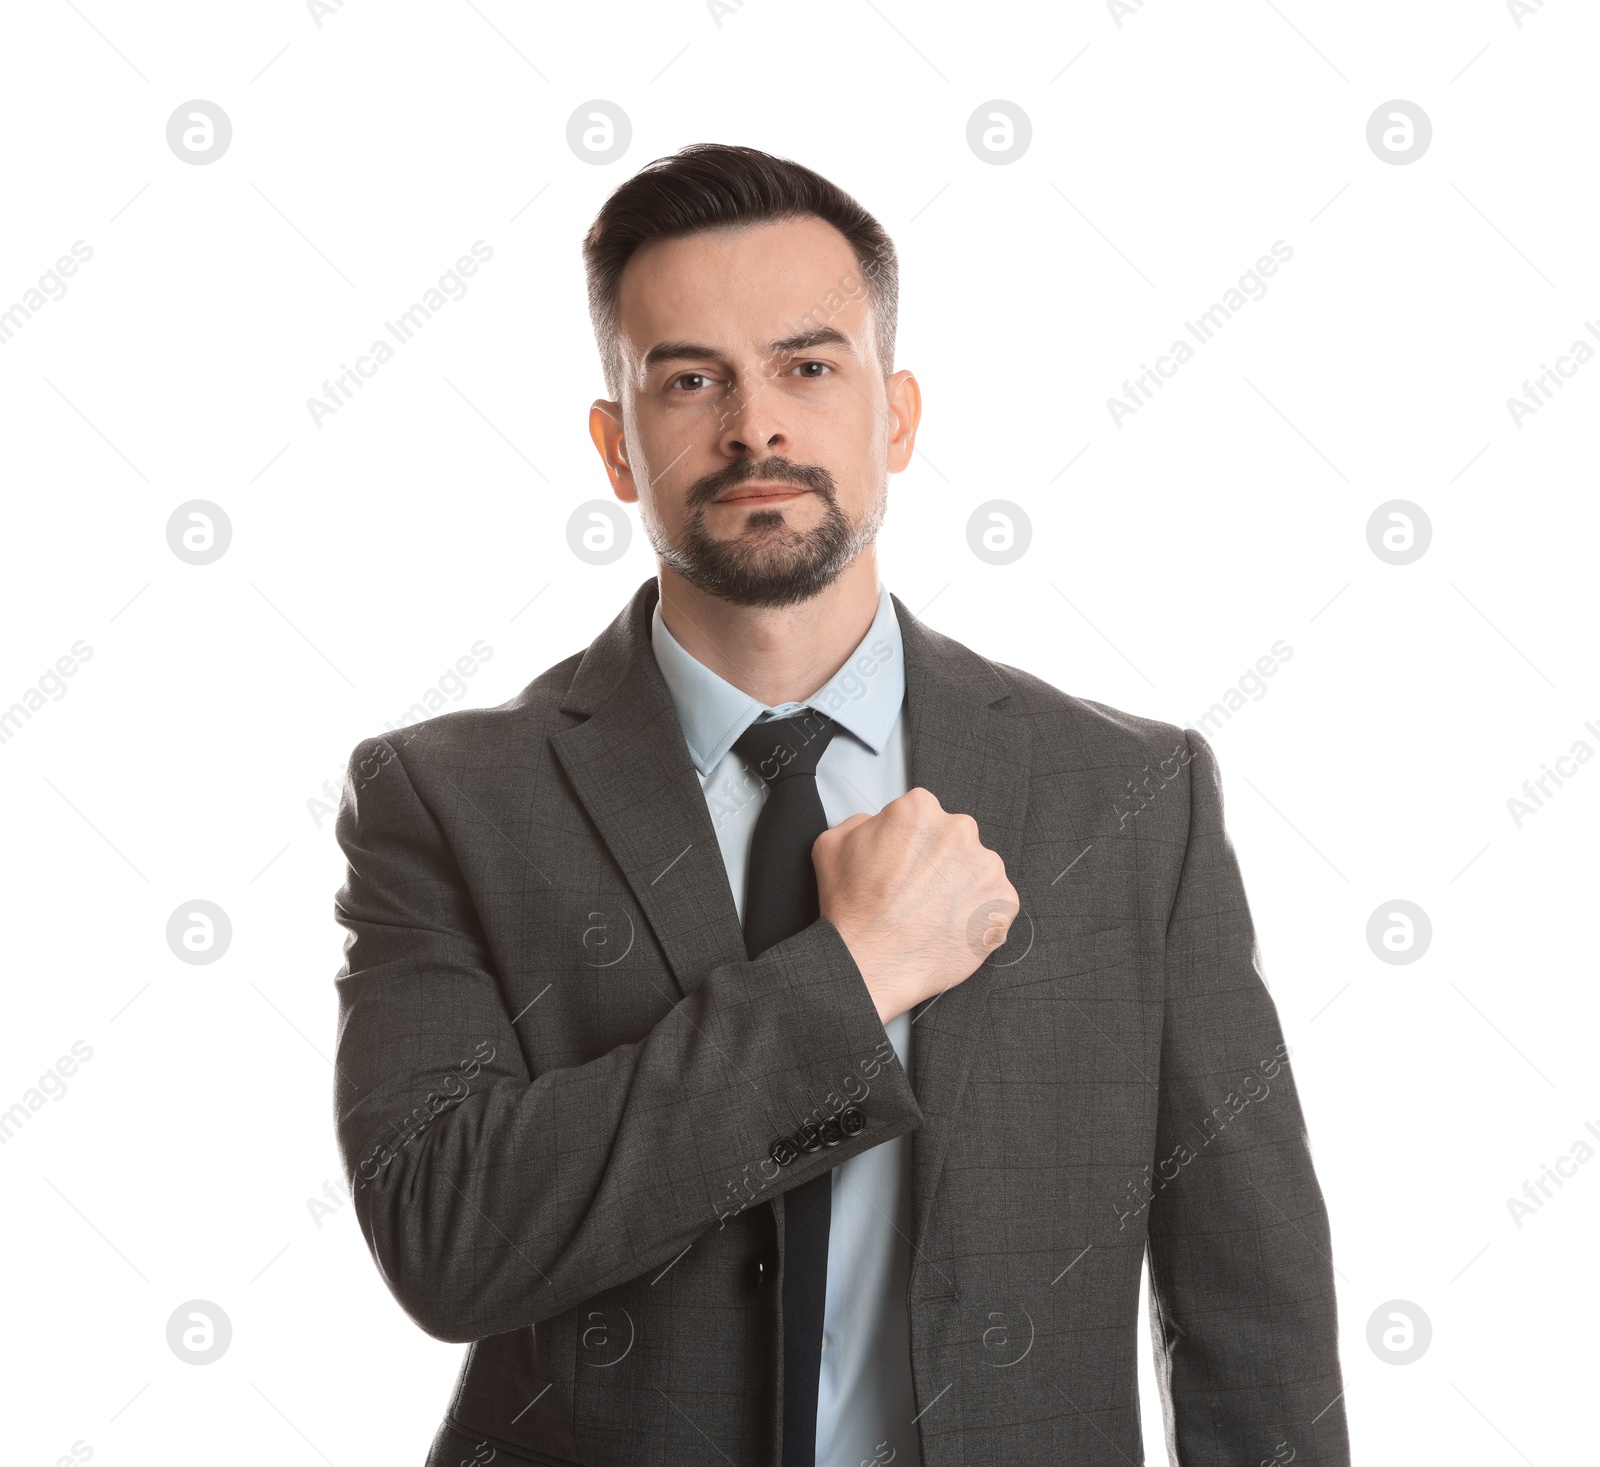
791 361 831 378
672 373 710 391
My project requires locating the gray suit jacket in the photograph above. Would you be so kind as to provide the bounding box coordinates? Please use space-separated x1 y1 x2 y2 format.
332 576 1349 1467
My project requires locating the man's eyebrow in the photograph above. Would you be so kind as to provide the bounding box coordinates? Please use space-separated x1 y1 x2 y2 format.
639 327 856 374
640 341 728 371
768 327 853 356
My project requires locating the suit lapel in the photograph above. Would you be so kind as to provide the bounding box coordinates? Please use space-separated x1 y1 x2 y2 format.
549 579 750 1001
891 593 1033 1261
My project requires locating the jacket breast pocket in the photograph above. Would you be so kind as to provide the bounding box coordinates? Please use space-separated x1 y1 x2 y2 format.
990 920 1136 993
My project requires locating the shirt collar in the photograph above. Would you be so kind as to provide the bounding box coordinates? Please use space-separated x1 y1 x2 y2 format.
650 584 905 777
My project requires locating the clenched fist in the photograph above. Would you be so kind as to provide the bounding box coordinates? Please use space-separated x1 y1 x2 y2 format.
813 786 1019 1024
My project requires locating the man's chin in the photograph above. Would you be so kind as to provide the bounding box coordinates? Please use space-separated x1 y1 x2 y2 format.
667 544 853 609
648 497 869 608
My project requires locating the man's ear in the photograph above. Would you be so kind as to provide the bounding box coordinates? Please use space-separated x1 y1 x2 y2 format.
588 399 638 503
884 370 922 474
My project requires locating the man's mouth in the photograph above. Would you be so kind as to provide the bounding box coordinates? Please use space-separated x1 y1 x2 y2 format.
715 483 809 505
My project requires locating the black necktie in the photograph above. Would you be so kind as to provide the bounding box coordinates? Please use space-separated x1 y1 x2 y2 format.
732 709 840 1467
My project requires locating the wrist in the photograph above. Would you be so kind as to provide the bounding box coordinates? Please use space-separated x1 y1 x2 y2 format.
832 922 892 1021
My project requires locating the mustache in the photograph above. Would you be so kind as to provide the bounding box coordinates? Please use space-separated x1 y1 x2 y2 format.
684 456 836 509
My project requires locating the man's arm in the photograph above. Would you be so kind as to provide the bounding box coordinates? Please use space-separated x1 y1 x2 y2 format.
331 733 921 1345
1143 730 1350 1465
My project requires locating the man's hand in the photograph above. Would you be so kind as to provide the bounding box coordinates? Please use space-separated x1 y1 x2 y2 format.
813 786 1020 1025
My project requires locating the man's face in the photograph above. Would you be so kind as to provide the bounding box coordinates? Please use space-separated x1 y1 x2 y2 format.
589 215 919 608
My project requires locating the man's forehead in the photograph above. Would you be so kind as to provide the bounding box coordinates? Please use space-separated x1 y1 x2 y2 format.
615 218 869 356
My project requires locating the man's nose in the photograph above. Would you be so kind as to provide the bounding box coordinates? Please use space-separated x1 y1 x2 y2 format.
717 386 789 459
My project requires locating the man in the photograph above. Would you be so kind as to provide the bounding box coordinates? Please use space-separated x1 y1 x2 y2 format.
333 144 1348 1467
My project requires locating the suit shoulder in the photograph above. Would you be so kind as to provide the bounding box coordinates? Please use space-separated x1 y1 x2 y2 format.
343 648 585 768
988 658 1191 766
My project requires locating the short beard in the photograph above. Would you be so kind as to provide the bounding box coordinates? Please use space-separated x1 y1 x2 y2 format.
645 456 883 609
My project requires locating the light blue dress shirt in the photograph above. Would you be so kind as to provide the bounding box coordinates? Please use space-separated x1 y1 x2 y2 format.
651 584 923 1467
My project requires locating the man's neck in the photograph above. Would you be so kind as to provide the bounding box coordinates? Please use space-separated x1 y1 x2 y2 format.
656 553 882 708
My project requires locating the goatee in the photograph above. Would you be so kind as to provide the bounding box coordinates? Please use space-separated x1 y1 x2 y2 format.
646 456 882 609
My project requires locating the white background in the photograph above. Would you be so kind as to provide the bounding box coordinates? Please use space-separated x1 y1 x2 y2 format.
2 1 1595 1463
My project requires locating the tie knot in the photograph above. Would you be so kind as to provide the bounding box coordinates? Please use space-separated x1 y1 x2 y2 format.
732 710 839 785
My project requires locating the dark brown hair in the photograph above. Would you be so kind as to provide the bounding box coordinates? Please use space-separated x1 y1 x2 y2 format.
582 143 898 397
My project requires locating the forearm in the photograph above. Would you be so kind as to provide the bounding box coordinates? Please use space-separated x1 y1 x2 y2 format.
338 915 922 1343
1144 1034 1347 1462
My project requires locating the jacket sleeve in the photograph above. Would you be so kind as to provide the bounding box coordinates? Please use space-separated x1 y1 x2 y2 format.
331 733 922 1344
1143 729 1350 1465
